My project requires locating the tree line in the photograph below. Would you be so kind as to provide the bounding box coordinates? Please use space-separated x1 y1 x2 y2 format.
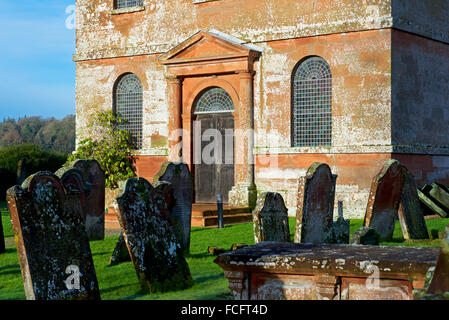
0 115 75 200
0 115 75 155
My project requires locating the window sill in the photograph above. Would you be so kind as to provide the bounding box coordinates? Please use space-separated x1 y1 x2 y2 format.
111 6 145 15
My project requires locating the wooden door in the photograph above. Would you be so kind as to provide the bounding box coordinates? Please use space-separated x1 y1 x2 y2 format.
195 113 234 203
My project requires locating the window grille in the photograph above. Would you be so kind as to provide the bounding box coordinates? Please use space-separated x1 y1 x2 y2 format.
292 56 332 147
114 73 143 149
115 0 143 9
194 87 234 114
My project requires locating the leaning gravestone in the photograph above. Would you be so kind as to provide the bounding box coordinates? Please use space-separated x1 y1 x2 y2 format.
110 182 174 266
153 162 193 252
426 223 449 297
6 171 100 300
398 165 429 240
115 177 193 293
294 163 337 244
252 192 290 243
364 160 404 241
414 223 449 300
69 160 105 240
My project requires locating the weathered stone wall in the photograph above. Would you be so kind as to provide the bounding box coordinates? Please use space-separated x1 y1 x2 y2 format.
75 0 449 218
390 29 449 188
74 0 395 61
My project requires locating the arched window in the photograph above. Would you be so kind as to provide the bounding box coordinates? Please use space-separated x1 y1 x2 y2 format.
292 56 332 147
114 73 143 149
115 0 143 9
194 87 234 114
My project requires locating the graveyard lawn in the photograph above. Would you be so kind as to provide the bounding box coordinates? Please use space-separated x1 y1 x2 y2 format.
0 204 448 300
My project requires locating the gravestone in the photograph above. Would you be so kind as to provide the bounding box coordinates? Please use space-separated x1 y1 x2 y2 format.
398 166 429 240
6 171 100 300
16 159 31 185
252 192 290 243
418 186 448 218
332 201 350 244
426 224 449 296
70 160 105 240
350 227 380 245
110 232 131 265
115 177 193 293
152 181 175 222
428 182 449 213
153 162 193 253
294 163 337 244
364 160 404 241
415 223 449 300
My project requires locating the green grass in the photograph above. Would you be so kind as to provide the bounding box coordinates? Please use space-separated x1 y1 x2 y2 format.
0 206 448 300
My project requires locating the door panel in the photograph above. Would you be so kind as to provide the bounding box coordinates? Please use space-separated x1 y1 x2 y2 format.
195 113 235 203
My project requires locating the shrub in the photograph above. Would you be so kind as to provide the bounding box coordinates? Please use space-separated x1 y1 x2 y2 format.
66 110 136 188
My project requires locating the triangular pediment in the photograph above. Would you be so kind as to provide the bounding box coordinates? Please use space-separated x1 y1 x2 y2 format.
160 30 262 65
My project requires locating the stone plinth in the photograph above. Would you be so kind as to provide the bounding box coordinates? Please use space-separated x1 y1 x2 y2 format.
214 242 439 300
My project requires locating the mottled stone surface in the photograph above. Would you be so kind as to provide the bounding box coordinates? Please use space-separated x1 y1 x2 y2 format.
6 171 100 300
70 160 105 240
215 242 439 300
294 163 337 244
154 162 193 252
427 224 449 296
350 227 381 245
110 232 131 265
115 177 193 293
252 192 290 244
364 160 404 241
398 166 429 239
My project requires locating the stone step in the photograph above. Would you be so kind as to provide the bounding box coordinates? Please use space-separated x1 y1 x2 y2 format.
191 213 253 228
104 206 253 229
192 207 251 217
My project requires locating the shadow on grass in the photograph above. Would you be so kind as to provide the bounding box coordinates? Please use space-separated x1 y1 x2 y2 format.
0 264 20 276
186 252 210 259
193 273 224 284
100 283 141 295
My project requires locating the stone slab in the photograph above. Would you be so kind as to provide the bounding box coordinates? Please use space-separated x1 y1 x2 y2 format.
294 163 337 244
154 162 193 253
115 177 193 293
252 192 290 243
364 160 404 241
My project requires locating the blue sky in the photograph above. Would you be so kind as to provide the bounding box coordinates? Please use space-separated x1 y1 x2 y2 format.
0 0 76 120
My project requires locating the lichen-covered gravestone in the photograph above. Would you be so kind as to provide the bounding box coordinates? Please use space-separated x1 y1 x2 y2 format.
294 163 337 244
69 159 105 240
398 165 429 240
115 177 193 293
153 162 193 252
252 192 290 243
6 171 100 300
363 160 404 241
109 182 174 266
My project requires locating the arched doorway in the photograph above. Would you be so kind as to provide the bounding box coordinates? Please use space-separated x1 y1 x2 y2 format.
193 87 235 203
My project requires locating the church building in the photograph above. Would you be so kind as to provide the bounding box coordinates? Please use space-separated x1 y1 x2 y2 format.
74 0 449 218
